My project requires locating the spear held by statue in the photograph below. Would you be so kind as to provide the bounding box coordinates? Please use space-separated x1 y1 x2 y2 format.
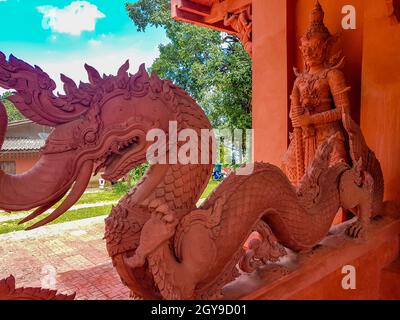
291 95 305 185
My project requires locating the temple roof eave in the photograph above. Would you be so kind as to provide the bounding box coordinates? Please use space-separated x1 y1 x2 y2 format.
2 137 45 152
171 0 252 34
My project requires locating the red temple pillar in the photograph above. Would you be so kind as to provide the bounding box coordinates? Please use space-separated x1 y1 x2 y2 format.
252 0 295 165
361 0 400 202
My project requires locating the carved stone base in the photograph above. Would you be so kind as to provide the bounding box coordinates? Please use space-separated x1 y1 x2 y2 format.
223 217 400 300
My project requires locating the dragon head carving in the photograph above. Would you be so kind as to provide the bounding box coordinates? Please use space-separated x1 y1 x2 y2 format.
0 52 180 229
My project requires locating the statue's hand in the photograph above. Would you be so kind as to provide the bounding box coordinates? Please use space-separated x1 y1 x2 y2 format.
124 200 178 269
292 114 312 128
346 219 366 239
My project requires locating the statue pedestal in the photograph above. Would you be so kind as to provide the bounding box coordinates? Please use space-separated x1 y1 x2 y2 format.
225 217 400 300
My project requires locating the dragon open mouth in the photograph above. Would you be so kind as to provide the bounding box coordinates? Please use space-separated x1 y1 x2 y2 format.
96 135 144 182
105 136 139 165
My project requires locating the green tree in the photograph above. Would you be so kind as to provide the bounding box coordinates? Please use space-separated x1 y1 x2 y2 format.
0 91 25 122
126 0 252 130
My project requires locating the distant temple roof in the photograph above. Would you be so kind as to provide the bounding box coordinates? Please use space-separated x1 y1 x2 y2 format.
2 137 45 152
7 119 36 127
2 119 51 153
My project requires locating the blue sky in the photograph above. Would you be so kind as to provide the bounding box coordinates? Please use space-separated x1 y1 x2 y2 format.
0 0 168 93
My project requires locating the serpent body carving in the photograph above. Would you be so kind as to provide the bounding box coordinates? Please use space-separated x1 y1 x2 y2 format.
0 275 75 300
0 52 384 300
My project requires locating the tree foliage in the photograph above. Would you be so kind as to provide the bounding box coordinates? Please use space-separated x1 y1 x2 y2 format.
0 92 25 122
126 0 252 129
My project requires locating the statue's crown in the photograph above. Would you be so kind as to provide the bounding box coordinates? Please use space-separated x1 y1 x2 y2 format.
302 1 331 41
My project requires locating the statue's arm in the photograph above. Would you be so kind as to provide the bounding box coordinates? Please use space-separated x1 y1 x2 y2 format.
311 69 351 125
289 81 302 120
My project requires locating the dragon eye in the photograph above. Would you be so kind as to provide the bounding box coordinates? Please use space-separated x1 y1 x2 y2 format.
84 131 97 144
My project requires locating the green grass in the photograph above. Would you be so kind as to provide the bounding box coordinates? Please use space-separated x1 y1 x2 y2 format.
0 190 119 217
201 179 220 199
0 179 221 235
0 205 112 235
61 190 120 207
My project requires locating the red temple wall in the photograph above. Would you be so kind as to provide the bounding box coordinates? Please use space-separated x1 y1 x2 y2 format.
361 0 400 202
16 157 39 174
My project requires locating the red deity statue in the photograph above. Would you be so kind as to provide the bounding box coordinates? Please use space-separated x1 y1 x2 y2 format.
283 1 351 185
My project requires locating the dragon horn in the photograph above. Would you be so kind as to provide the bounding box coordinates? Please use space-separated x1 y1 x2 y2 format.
18 190 68 225
84 63 102 85
118 60 130 76
138 63 148 77
25 160 94 230
0 51 93 126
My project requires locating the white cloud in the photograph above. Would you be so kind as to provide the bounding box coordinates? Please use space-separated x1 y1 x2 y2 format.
37 1 105 36
88 39 102 47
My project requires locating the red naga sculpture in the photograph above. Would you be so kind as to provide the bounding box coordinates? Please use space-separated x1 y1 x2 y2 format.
0 275 75 300
0 8 388 298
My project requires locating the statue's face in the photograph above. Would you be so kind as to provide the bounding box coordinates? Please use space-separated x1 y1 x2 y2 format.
300 38 327 68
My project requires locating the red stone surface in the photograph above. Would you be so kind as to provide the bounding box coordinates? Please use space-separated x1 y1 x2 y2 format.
0 218 130 300
380 258 400 300
241 219 400 300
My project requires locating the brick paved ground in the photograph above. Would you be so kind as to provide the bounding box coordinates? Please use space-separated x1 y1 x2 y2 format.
0 217 131 300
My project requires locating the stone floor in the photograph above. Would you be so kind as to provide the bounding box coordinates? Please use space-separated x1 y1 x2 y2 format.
0 216 131 300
